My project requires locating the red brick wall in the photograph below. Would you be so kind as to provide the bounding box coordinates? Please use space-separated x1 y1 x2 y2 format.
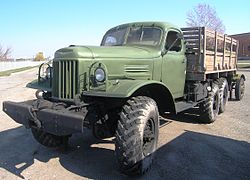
231 33 250 58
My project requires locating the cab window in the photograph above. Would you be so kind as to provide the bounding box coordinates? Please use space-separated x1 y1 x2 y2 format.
165 31 182 52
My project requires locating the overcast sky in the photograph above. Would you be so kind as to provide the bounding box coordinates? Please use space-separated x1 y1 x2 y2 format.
1 0 249 58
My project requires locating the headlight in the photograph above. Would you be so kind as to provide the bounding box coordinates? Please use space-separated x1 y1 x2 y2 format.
95 68 105 82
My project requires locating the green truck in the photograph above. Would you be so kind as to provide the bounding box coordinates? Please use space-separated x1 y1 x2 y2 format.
3 22 245 175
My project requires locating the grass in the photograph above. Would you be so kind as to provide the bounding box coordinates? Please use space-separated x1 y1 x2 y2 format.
237 64 250 68
0 66 37 77
238 60 250 63
237 59 250 68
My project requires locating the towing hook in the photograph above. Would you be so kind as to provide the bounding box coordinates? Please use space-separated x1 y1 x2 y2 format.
28 106 42 128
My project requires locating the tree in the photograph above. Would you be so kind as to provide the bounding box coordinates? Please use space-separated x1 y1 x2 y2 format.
34 52 45 61
186 3 225 33
0 44 12 60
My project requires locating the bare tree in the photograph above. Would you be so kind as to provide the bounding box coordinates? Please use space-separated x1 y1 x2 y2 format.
186 3 226 33
0 44 12 60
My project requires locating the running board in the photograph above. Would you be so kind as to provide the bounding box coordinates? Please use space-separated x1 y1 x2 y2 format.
175 101 198 113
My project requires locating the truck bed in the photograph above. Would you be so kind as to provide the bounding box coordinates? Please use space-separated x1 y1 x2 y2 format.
181 27 238 81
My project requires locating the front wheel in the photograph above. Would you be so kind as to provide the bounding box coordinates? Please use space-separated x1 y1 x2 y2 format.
115 96 159 175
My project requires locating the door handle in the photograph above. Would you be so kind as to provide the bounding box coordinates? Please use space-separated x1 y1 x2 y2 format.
182 59 186 63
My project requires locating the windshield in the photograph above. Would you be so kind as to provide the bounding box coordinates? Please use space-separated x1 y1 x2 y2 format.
101 26 162 46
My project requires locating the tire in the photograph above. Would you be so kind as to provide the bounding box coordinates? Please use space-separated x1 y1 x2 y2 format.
235 77 245 100
199 82 220 123
218 78 229 113
115 96 159 175
31 128 68 148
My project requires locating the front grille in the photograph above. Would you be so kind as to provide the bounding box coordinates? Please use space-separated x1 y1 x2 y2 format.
52 60 78 99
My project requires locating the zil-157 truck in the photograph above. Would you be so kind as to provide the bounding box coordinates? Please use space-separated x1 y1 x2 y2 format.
3 22 245 175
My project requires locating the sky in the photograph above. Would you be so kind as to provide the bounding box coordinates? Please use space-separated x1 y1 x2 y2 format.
1 0 249 58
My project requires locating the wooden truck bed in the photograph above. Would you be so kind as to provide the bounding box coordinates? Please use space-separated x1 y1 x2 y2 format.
181 27 238 81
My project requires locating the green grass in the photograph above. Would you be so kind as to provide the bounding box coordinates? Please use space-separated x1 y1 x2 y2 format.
0 66 37 77
238 60 250 63
237 64 250 68
237 59 250 68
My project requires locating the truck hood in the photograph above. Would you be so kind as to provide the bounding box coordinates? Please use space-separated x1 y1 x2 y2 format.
55 45 161 59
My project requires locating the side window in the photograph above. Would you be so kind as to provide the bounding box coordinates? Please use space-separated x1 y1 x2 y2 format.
165 31 182 52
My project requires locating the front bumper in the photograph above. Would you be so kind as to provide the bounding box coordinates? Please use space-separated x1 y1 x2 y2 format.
3 100 87 136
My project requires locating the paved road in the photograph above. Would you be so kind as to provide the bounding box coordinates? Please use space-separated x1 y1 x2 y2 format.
0 69 249 180
0 61 43 72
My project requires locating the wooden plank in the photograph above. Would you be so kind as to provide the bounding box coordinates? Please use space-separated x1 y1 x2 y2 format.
181 27 200 31
205 68 236 74
185 39 200 43
229 37 233 68
206 50 215 55
183 36 199 40
202 27 206 71
217 52 224 56
217 56 223 70
182 31 200 36
222 34 226 69
236 40 239 67
205 28 215 34
186 44 199 49
214 31 218 70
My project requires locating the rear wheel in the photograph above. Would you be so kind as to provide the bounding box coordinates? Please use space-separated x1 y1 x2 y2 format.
115 96 159 175
218 78 229 113
235 77 245 100
199 83 220 123
31 128 69 148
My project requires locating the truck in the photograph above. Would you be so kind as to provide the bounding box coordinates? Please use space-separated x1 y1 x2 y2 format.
3 22 245 175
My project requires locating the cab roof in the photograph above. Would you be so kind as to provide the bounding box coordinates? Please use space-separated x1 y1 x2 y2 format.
108 21 180 32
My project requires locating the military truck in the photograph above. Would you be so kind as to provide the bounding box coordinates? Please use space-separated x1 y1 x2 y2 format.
3 22 245 175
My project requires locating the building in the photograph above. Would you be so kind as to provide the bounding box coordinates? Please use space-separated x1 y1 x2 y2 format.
231 33 250 59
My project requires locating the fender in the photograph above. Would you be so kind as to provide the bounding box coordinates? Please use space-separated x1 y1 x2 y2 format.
82 79 174 99
26 79 52 92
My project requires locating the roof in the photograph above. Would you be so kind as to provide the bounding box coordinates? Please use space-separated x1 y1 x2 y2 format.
107 21 180 31
230 32 250 37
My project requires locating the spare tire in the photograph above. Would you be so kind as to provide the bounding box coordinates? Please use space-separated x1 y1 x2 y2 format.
31 128 68 148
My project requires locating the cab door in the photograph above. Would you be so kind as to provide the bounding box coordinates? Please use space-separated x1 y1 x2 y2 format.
161 30 186 98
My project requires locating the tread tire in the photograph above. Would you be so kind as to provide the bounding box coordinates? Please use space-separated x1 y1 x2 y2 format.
199 82 220 123
31 128 66 148
115 96 159 175
218 78 229 113
235 77 245 101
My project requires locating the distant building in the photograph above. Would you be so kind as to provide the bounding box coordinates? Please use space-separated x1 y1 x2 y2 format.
231 33 250 59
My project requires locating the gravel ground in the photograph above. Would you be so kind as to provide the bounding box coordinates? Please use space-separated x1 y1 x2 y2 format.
0 68 249 180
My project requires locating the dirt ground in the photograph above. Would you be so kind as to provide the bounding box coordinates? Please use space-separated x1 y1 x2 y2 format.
0 68 249 180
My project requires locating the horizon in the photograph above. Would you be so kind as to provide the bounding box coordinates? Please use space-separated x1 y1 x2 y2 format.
1 0 249 58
